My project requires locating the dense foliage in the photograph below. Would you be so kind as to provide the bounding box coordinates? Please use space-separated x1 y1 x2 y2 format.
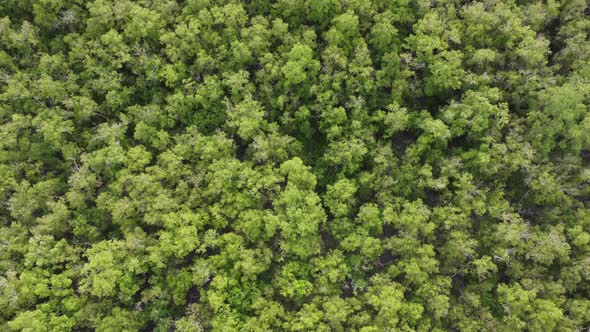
1 0 590 331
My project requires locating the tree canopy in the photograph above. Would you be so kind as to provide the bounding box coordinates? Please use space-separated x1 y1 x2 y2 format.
1 0 590 331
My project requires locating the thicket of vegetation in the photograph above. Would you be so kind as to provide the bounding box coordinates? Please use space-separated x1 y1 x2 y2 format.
1 0 589 330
